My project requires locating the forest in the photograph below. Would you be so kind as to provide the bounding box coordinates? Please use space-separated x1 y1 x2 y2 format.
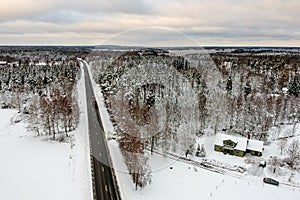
88 48 300 189
0 47 90 140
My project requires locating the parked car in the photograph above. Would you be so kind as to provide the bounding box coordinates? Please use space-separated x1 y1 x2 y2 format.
259 160 266 168
263 177 279 186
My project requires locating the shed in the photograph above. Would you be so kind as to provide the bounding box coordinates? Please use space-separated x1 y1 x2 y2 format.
0 61 7 65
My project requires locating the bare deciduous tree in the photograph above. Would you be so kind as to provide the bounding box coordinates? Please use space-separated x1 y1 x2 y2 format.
286 140 300 169
28 95 41 136
269 156 280 173
278 138 287 155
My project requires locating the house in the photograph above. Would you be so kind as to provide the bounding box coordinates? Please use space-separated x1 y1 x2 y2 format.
0 61 7 65
246 139 264 156
214 134 263 157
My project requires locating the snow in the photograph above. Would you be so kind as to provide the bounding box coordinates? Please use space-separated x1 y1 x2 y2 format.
71 64 93 200
0 66 92 200
247 139 264 152
89 67 300 200
0 110 31 137
0 136 72 200
36 62 47 66
107 140 300 200
84 57 300 200
0 110 73 200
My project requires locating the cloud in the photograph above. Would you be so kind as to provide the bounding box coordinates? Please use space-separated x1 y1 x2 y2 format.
0 0 299 45
0 0 153 22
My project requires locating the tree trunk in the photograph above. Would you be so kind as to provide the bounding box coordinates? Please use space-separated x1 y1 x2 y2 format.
214 116 219 135
151 136 154 155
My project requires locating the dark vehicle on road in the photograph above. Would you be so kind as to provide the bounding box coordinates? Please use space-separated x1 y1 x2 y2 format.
259 160 266 168
263 177 279 186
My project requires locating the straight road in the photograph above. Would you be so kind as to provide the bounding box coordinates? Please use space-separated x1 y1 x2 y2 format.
79 59 121 200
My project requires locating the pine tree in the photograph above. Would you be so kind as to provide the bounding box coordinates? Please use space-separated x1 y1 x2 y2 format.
288 78 299 97
244 80 252 98
195 144 206 157
226 76 232 94
195 144 201 157
200 144 206 157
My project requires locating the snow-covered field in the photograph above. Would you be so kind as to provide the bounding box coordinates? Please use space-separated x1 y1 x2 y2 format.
0 124 73 200
0 68 92 200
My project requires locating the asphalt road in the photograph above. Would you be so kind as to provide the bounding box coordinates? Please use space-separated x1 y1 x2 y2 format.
80 59 121 200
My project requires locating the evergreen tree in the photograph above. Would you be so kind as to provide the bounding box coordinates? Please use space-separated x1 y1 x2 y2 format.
226 76 232 94
200 144 206 157
288 78 300 97
195 144 206 157
195 144 201 157
244 80 252 98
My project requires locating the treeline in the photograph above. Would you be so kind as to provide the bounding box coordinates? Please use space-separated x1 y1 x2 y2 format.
89 50 300 188
0 48 88 139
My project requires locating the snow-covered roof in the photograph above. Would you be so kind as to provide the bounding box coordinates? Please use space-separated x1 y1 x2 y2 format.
235 138 248 151
282 87 288 93
36 62 47 66
215 133 263 152
247 139 264 152
215 134 248 151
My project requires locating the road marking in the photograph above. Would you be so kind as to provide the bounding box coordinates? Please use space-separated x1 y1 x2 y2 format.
99 152 102 157
98 141 100 145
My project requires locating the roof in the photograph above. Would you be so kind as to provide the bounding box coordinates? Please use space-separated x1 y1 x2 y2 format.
36 62 47 66
215 133 263 152
215 134 248 151
235 138 248 151
247 139 264 152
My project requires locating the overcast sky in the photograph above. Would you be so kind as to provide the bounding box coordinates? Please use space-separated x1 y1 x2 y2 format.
0 0 299 46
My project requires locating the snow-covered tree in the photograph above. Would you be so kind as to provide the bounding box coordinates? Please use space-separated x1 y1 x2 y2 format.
195 144 206 157
286 140 300 169
277 138 287 155
269 156 280 173
27 94 41 135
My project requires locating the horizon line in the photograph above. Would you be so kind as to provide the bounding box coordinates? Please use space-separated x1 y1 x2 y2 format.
0 44 300 48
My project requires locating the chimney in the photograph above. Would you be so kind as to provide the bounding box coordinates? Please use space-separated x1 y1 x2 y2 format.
247 133 250 145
